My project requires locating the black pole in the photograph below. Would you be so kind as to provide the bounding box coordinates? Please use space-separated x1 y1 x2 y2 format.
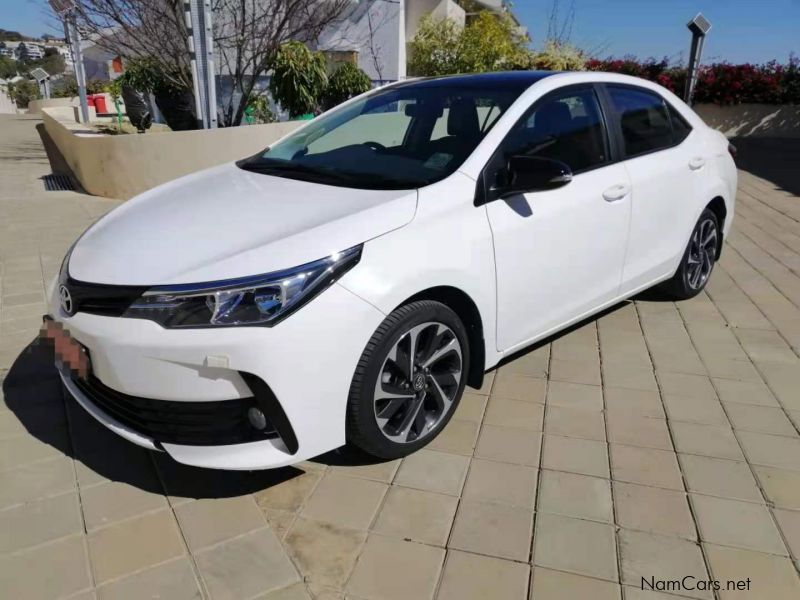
684 14 712 106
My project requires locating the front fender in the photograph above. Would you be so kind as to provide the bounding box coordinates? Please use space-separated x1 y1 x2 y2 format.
337 173 501 369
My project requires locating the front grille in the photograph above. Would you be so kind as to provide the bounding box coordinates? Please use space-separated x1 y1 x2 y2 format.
71 374 278 446
65 277 148 317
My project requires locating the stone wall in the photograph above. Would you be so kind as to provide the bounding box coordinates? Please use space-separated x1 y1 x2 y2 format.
42 108 302 200
27 98 76 114
694 104 800 138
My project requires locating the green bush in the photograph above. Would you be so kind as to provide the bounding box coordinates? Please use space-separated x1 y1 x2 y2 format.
9 79 39 107
51 75 78 98
322 62 371 110
408 12 531 76
247 94 276 124
51 76 126 99
117 57 186 97
269 41 327 118
530 40 587 71
0 55 16 79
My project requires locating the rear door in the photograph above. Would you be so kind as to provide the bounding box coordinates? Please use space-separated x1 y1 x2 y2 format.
485 84 632 352
601 84 701 293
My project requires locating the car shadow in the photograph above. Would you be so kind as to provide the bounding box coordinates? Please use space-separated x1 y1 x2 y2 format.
730 136 800 197
311 445 393 468
2 296 668 483
2 340 304 498
493 299 633 370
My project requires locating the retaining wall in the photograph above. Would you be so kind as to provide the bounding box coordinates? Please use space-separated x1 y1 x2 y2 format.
694 103 800 138
27 98 77 114
42 108 301 199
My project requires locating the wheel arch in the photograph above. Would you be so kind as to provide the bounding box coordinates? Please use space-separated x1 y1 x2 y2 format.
706 195 727 257
397 286 486 390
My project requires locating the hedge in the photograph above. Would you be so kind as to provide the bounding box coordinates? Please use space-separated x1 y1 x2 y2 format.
585 56 800 105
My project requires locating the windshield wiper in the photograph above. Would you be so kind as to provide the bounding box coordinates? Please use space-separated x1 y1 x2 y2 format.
238 160 353 185
238 159 425 189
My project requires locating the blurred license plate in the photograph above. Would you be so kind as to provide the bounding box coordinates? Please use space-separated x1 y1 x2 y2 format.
40 316 92 380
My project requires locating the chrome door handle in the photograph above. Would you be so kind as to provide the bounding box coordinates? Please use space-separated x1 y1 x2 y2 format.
602 184 630 202
689 157 706 170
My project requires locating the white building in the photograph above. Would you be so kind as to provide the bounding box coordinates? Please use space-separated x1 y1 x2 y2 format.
318 0 512 83
16 42 46 61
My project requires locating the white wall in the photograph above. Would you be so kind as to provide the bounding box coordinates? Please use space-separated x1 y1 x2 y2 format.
0 88 16 114
319 0 405 81
405 0 464 42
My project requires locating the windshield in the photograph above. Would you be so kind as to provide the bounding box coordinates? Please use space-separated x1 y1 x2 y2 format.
238 83 524 190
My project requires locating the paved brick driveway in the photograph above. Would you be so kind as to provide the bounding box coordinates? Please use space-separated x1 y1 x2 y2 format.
1 114 800 599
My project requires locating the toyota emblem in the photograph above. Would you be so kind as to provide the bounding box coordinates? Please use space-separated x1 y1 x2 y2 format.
58 285 74 316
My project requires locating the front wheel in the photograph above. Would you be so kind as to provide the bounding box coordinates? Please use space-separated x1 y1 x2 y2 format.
346 300 469 459
659 208 720 300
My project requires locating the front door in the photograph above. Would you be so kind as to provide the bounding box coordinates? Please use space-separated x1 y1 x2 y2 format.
485 85 632 352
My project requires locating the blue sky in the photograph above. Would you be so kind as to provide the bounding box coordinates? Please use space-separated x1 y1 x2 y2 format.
1 0 798 64
516 0 800 64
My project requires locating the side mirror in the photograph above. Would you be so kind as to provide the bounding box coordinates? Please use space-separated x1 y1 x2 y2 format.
493 155 573 199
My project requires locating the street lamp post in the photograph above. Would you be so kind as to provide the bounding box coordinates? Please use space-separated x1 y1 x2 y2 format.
49 0 90 123
184 0 217 128
685 13 712 106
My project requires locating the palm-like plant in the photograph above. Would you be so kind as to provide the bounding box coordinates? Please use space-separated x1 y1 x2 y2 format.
269 41 328 118
322 62 372 110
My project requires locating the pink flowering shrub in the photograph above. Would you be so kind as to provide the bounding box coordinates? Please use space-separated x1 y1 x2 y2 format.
585 55 800 105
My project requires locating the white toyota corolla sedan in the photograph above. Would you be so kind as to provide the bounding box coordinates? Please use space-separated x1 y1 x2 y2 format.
45 71 737 470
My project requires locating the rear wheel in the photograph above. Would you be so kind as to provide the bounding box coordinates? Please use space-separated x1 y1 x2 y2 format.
346 300 469 459
659 208 720 299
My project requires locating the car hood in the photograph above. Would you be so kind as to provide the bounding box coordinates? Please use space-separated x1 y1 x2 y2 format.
68 162 418 285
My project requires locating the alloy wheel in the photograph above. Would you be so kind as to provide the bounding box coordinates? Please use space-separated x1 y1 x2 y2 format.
373 321 463 444
686 217 718 290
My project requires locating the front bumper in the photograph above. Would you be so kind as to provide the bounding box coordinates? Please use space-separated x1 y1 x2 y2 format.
48 280 386 470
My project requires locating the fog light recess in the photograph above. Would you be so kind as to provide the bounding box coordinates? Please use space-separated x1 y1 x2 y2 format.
247 407 268 430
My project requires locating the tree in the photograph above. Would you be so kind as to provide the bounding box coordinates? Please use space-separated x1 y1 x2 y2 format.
322 61 371 109
27 51 66 76
407 16 462 76
69 1 193 92
117 57 197 130
52 75 78 98
0 56 16 79
66 0 350 127
408 11 531 76
9 79 40 107
269 41 327 117
213 0 349 125
530 40 587 71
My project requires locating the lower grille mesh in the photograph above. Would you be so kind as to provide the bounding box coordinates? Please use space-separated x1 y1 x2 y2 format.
71 375 277 446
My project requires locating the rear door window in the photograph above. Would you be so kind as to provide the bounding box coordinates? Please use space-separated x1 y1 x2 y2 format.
607 86 674 157
667 103 693 144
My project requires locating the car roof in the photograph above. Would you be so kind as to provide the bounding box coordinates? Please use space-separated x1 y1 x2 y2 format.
392 71 560 91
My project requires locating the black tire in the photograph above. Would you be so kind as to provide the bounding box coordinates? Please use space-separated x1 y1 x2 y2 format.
658 208 720 300
346 300 470 459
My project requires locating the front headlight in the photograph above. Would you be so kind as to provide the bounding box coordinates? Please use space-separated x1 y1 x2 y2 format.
122 245 362 328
